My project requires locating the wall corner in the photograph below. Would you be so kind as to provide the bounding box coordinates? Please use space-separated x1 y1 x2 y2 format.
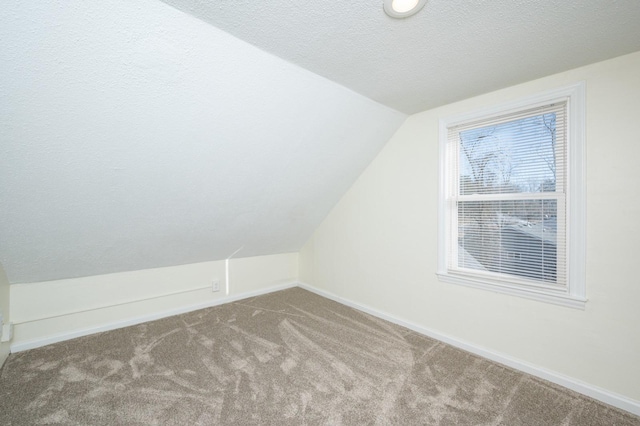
298 234 315 285
0 262 11 368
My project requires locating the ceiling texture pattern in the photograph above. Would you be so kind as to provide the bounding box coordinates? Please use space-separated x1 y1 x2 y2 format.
160 0 640 114
2 0 640 284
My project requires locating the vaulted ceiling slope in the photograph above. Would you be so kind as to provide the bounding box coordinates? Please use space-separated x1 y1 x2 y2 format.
160 0 640 114
0 0 406 284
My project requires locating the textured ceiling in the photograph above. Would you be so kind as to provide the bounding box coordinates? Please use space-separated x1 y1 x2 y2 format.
0 0 405 283
3 0 640 284
160 0 640 114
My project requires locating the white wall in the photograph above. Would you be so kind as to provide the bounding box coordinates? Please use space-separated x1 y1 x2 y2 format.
0 263 10 367
0 0 404 285
300 52 640 405
11 253 297 351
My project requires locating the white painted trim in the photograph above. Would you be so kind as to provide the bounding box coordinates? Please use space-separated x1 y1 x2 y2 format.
566 82 587 300
441 83 585 127
437 82 587 306
297 282 640 417
10 281 297 353
437 273 587 309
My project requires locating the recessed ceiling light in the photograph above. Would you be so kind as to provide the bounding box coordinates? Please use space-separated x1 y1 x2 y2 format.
383 0 426 18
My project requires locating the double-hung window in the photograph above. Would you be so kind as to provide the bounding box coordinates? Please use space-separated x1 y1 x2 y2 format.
438 83 586 308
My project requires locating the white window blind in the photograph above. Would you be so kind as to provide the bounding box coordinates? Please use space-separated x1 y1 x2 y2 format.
439 83 586 308
446 102 568 289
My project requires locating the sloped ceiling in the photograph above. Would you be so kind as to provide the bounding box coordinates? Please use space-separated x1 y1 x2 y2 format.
160 0 640 114
3 0 640 285
0 0 405 284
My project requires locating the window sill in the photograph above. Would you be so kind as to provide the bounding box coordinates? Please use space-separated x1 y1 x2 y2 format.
436 272 587 309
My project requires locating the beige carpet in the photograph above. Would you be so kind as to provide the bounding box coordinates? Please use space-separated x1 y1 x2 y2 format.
0 287 638 425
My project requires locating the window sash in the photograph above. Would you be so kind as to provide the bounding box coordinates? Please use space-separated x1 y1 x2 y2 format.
449 196 567 288
445 99 568 288
437 82 586 308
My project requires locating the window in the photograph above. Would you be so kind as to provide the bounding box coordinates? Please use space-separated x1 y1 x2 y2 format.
438 83 586 308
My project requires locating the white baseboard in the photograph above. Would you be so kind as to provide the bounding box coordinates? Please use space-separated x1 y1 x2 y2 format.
297 282 640 417
10 280 639 417
10 281 297 353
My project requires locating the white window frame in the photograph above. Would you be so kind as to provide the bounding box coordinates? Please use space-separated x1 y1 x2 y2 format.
437 82 586 309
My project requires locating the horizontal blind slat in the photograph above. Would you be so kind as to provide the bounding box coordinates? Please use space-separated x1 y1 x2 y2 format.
447 100 568 288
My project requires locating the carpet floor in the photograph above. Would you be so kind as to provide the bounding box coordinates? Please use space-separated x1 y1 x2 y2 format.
0 287 638 425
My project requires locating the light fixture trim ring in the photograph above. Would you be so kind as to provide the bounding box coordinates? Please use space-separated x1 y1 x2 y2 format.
383 0 427 18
